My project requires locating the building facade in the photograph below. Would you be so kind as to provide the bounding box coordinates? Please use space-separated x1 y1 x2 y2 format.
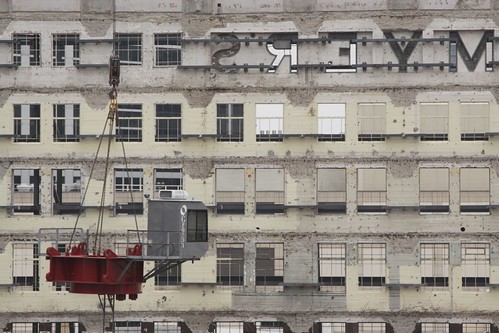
1 0 499 332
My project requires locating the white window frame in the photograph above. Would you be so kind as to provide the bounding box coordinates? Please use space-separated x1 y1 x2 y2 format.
420 243 449 287
154 33 182 67
318 243 346 292
256 104 283 141
318 103 345 141
358 243 386 287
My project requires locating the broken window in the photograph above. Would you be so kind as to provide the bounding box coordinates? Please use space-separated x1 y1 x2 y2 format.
357 168 386 213
217 103 244 142
357 103 386 141
53 104 80 142
13 33 40 66
317 168 346 214
358 243 385 287
53 33 80 67
318 103 346 141
256 243 284 292
462 323 491 333
215 322 244 333
421 243 449 287
117 104 142 142
154 33 182 66
155 104 181 142
359 323 386 333
154 322 181 333
154 263 181 288
154 168 183 198
114 168 143 215
217 243 244 288
12 243 39 291
420 168 449 213
318 243 346 292
256 104 283 142
12 169 41 215
462 243 490 287
216 168 245 214
255 168 285 214
421 323 448 333
460 102 489 141
460 168 489 214
114 33 142 66
420 103 448 141
52 169 81 215
14 104 41 143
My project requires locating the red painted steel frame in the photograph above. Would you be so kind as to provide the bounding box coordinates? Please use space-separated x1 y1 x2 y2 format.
46 242 144 301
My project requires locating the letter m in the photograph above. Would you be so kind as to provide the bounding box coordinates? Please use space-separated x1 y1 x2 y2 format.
449 30 494 72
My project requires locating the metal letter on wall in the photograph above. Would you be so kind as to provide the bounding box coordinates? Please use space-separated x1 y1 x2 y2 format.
384 31 422 73
267 33 298 73
211 34 241 73
449 30 494 72
325 32 357 73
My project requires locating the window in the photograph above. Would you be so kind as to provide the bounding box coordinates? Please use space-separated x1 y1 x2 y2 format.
461 102 489 140
155 104 181 142
14 104 41 143
52 169 81 215
11 323 40 333
256 322 284 333
53 34 80 66
154 263 181 288
154 33 182 66
256 104 283 142
462 243 490 287
420 168 449 213
357 168 386 213
318 103 345 141
256 243 284 292
420 103 448 141
216 168 245 214
460 168 489 213
421 243 449 287
154 168 183 198
463 323 491 333
217 104 244 142
13 33 40 66
357 103 386 141
51 243 71 291
317 168 346 214
187 210 208 242
115 321 141 333
215 322 244 333
12 243 39 291
154 322 181 333
114 168 143 214
318 243 346 292
358 243 385 287
52 323 79 333
421 323 448 333
321 323 346 333
114 33 142 65
255 168 285 214
12 169 41 215
217 243 244 288
53 104 80 142
117 104 142 142
359 323 386 333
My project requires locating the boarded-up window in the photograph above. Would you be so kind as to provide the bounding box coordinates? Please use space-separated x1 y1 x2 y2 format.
256 243 284 292
358 243 385 287
357 168 386 213
420 168 449 213
317 168 346 213
462 243 490 287
216 168 245 214
318 243 346 292
421 243 449 287
318 103 345 141
358 103 385 141
420 103 448 141
255 168 284 214
460 168 489 213
461 102 489 141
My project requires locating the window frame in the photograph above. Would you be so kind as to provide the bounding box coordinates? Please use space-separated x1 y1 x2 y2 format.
116 104 142 142
256 104 284 142
12 243 39 291
255 243 284 292
13 33 41 66
14 104 41 143
217 103 244 142
358 243 386 287
461 243 490 288
216 243 245 288
317 103 346 142
357 103 386 141
155 104 182 142
154 33 182 67
318 243 346 292
52 33 80 67
420 243 449 287
114 33 142 66
53 104 80 142
114 168 144 215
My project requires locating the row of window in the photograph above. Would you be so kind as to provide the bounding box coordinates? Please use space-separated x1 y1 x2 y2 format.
8 320 495 333
9 33 181 67
6 166 493 216
5 102 492 143
11 242 493 292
